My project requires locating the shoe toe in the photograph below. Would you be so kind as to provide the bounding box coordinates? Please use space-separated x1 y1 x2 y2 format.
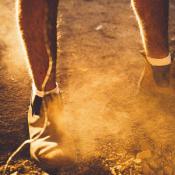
30 140 75 170
138 63 175 95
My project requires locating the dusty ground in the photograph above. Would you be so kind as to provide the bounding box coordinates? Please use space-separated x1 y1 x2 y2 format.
1 0 175 174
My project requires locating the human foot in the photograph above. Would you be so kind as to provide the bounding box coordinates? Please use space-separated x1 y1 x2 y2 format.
138 54 174 95
28 85 75 171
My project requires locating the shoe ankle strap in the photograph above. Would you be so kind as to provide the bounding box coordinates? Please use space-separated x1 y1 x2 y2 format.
33 83 59 97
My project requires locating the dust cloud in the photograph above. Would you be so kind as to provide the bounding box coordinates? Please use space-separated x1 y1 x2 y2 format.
0 1 27 76
60 64 175 159
57 0 175 164
1 0 175 173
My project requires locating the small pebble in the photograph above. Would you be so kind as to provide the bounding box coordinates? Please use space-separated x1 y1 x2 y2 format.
95 25 103 31
137 150 152 160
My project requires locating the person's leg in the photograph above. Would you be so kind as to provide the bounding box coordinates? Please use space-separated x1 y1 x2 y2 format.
17 0 58 91
17 0 75 170
131 0 171 87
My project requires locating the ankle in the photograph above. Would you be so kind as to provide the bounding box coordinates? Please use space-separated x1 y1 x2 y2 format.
45 82 57 91
33 79 57 92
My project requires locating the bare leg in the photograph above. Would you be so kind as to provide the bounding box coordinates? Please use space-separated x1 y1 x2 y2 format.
17 0 58 91
16 1 75 169
131 0 169 58
132 0 170 87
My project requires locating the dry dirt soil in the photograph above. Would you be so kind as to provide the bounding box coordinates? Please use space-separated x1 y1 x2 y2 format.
1 0 175 174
